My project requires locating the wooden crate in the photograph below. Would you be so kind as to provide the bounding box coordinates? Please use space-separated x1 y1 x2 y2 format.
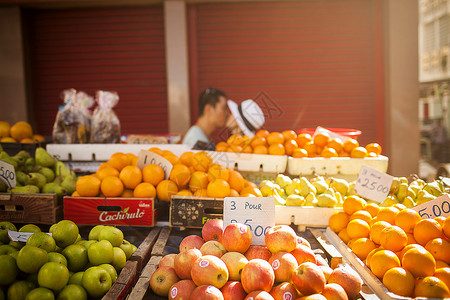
0 193 62 224
170 196 223 228
103 260 138 300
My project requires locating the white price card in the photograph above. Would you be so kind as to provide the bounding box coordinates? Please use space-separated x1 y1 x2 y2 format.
137 150 173 179
0 160 16 188
8 230 52 242
354 165 393 203
223 197 275 245
413 194 450 219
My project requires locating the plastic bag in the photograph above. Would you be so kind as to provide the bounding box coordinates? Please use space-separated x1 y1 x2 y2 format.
89 90 121 143
52 89 92 144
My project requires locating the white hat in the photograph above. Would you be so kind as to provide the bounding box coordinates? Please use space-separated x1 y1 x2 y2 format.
227 99 265 137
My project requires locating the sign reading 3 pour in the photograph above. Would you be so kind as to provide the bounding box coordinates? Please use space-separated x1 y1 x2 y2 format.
223 197 275 245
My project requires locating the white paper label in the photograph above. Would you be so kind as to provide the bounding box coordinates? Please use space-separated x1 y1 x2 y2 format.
354 165 393 203
136 150 172 179
413 194 450 219
7 230 52 242
223 197 275 245
0 160 16 188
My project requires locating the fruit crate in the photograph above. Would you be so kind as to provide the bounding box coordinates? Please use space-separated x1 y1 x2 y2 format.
275 206 343 232
1 139 51 157
169 195 224 228
205 151 288 173
0 193 63 224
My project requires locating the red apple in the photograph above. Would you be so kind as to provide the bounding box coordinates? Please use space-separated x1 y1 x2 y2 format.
290 244 316 265
190 285 224 300
245 290 275 300
150 266 180 297
297 236 311 248
241 259 275 293
221 251 248 281
268 252 298 283
297 294 327 300
191 255 229 289
315 255 328 267
327 265 363 299
200 241 227 258
174 248 203 279
202 219 224 243
245 245 272 261
318 265 333 282
321 283 349 300
270 282 299 300
292 262 326 296
180 235 205 252
265 225 297 253
169 279 197 299
220 281 246 300
222 223 252 253
160 254 177 268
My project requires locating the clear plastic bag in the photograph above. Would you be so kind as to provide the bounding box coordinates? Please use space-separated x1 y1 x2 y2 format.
89 90 121 143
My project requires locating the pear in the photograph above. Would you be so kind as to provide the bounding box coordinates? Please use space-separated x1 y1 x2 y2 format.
275 174 292 189
276 188 288 200
35 147 56 168
396 182 408 202
38 167 55 183
402 196 416 208
399 177 408 184
54 161 72 178
27 172 47 190
335 192 343 207
272 189 286 206
42 182 66 197
299 177 316 197
380 195 399 207
416 189 435 205
317 193 337 207
0 181 6 192
0 156 18 170
330 178 349 196
312 178 328 194
416 178 426 188
15 150 31 160
424 181 444 197
285 181 300 196
16 171 29 186
390 177 400 193
347 181 357 196
408 182 421 196
9 185 40 194
60 176 76 195
285 194 304 206
406 186 417 200
52 176 63 185
304 192 318 207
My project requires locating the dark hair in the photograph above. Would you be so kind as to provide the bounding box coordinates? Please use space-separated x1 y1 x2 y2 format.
198 87 227 117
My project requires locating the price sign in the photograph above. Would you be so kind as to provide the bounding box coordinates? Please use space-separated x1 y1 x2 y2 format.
312 126 350 142
413 194 450 219
7 230 52 242
223 197 275 245
354 165 393 203
137 150 173 179
0 160 16 188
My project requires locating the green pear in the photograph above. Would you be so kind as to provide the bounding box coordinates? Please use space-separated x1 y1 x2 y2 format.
35 148 56 168
60 176 76 195
396 182 408 202
416 179 426 188
27 172 47 190
285 194 304 206
406 186 417 200
299 177 317 197
399 177 408 184
390 177 400 193
9 185 40 194
424 181 444 197
380 195 399 207
42 182 66 197
0 151 11 160
24 158 35 171
335 192 343 207
259 185 274 197
15 150 31 160
275 174 292 188
54 161 71 178
408 182 421 196
402 196 416 208
416 189 435 205
347 181 357 196
0 156 18 170
330 178 349 196
16 171 28 186
285 182 300 196
317 190 337 207
312 179 328 194
11 155 26 167
272 189 286 206
304 192 318 207
38 167 55 183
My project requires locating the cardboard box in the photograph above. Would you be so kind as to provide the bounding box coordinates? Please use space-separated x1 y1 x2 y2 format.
170 196 223 228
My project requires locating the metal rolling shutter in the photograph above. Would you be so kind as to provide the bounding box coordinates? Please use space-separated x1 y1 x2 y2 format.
26 6 168 136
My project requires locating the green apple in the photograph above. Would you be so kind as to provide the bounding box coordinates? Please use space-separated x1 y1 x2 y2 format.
17 245 48 273
74 234 82 244
112 247 126 272
9 240 25 250
99 263 117 283
88 225 104 241
56 284 87 300
98 226 123 247
119 242 134 260
19 224 41 233
80 240 96 250
68 271 84 286
26 232 56 253
0 221 16 243
38 262 69 291
87 240 113 265
0 244 18 255
49 224 57 234
0 254 18 285
81 266 112 298
48 252 67 266
62 245 88 272
7 280 35 300
52 220 79 248
24 287 55 300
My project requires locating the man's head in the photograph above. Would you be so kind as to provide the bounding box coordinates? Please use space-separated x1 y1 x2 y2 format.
198 87 229 127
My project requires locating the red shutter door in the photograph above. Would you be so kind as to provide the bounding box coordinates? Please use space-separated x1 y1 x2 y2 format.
189 1 384 146
26 6 168 136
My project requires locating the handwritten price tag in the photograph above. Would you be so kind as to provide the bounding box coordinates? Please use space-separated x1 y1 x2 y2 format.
223 197 275 245
8 230 52 242
137 150 173 179
354 165 393 203
413 194 450 219
0 160 16 189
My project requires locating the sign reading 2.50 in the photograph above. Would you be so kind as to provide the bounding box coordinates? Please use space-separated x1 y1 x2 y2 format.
413 194 450 219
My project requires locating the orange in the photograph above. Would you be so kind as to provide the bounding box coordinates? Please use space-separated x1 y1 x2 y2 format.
370 250 401 278
244 180 258 189
284 139 298 156
161 150 174 157
414 219 442 246
71 191 80 197
96 166 120 181
282 130 297 141
365 143 382 155
369 216 379 227
366 247 384 268
379 225 408 252
436 260 449 268
100 176 124 197
313 132 330 147
240 186 262 197
382 267 415 297
267 132 284 145
406 233 417 245
227 134 244 146
20 138 34 143
338 228 352 244
192 151 213 172
398 244 425 261
156 180 178 201
347 219 370 239
133 182 156 198
0 137 16 142
193 189 208 197
343 195 367 215
250 136 267 149
402 247 436 277
119 165 143 189
268 143 285 155
350 210 373 224
253 145 268 154
394 203 406 211
296 133 312 148
343 138 359 153
142 164 165 186
10 121 32 141
435 216 447 227
292 148 308 158
0 121 11 138
351 237 376 260
169 164 191 186
434 267 450 289
148 147 164 156
339 150 350 157
255 129 269 138
189 171 209 192
350 147 368 158
370 221 392 245
329 211 350 233
207 164 229 182
215 141 229 152
303 142 317 157
176 189 193 196
425 238 450 264
121 189 134 197
163 153 180 165
347 238 359 249
206 179 230 198
76 175 101 197
228 170 245 193
180 151 195 167
97 162 111 170
414 276 450 298
363 202 381 218
243 145 252 154
109 152 131 171
229 189 239 197
321 147 338 158
327 138 343 153
32 134 45 142
126 153 138 164
443 216 450 239
377 207 399 225
394 209 421 234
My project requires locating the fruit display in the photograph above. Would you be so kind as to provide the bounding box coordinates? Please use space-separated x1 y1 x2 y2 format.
0 220 137 299
150 220 363 299
0 121 45 144
74 148 262 199
328 196 450 298
0 146 77 196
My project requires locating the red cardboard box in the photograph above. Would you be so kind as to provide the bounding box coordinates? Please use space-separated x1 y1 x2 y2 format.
64 197 155 226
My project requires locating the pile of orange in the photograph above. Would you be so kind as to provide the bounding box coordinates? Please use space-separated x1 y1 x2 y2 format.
215 129 383 158
329 196 450 298
0 121 45 143
75 148 262 200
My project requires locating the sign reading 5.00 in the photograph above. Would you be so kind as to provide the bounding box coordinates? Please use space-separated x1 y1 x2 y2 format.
0 160 16 188
354 165 393 203
137 150 173 179
413 194 450 219
223 197 275 245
